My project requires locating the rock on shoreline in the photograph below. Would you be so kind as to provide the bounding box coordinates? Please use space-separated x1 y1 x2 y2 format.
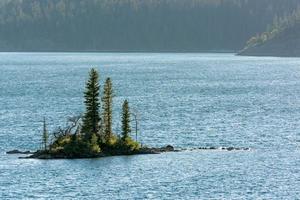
197 147 250 151
7 145 251 159
16 145 178 159
6 149 34 154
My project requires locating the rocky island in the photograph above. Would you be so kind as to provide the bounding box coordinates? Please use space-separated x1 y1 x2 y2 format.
6 69 251 159
28 68 150 159
5 68 184 159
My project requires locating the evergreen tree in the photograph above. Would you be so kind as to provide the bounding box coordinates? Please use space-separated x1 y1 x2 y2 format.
81 68 101 139
102 77 113 142
42 117 48 151
121 100 131 140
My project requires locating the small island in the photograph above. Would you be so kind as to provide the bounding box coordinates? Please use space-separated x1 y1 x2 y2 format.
6 68 251 159
20 68 178 159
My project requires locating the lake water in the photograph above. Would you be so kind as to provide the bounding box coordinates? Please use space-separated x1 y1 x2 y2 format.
0 53 299 199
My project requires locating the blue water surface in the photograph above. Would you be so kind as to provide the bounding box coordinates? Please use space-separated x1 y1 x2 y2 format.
0 53 299 199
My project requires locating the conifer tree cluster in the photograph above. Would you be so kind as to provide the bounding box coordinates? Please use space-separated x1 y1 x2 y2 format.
44 68 140 157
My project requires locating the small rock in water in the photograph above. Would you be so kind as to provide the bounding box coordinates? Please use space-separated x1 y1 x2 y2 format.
227 147 234 151
165 145 174 151
6 150 32 154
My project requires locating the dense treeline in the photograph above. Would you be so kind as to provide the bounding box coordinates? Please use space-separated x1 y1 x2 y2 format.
238 6 300 56
0 0 300 52
244 7 300 49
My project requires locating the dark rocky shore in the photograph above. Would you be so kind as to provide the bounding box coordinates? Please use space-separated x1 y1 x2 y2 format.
6 145 176 159
7 146 251 159
6 150 34 154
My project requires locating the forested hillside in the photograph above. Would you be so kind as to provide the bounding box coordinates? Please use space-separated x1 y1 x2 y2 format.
239 8 300 57
0 0 300 52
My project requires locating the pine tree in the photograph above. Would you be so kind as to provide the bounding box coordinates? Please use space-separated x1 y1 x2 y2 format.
102 77 113 142
81 68 101 139
121 100 131 140
42 117 48 151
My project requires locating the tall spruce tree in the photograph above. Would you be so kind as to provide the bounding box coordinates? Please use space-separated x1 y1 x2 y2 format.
121 100 131 140
82 68 101 139
102 78 113 142
42 117 48 151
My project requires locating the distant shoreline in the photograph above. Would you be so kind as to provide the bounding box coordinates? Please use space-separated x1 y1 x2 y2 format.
3 51 300 58
0 50 236 54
